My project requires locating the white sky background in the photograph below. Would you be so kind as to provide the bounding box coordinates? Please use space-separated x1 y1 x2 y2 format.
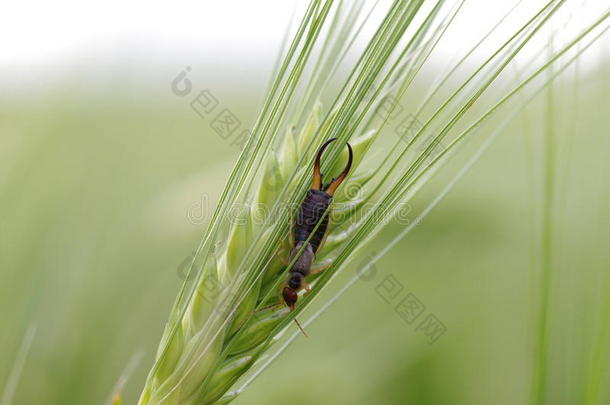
0 0 607 93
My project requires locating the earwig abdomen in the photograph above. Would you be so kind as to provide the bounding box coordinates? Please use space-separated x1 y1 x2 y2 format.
295 189 332 253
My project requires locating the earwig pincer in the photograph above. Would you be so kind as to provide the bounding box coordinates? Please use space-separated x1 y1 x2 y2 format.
281 138 353 312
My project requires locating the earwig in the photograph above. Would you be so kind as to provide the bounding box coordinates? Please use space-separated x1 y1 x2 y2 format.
281 138 353 316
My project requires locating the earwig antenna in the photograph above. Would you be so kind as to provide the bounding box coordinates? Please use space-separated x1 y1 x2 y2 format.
293 318 309 338
312 138 337 190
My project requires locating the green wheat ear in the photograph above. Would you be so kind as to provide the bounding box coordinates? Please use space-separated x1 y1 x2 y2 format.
139 102 375 405
136 1 607 404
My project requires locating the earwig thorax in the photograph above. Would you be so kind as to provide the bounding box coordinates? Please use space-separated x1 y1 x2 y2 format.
288 273 303 289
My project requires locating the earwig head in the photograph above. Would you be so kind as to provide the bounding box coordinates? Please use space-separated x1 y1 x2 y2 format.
282 277 308 335
312 138 353 196
282 286 298 311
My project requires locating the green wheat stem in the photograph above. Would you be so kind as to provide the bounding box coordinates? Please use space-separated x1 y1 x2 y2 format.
584 264 610 405
0 324 36 405
530 32 556 405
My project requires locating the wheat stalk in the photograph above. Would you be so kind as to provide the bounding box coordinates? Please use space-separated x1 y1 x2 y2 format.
1 324 36 405
134 1 608 404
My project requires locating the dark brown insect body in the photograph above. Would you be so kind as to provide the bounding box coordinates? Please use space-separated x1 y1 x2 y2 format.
282 138 353 311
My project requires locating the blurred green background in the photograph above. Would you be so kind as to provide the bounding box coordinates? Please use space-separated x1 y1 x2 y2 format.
1 11 609 404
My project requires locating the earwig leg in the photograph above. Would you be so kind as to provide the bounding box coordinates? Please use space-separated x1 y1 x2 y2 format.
276 240 290 265
276 252 289 266
258 285 290 313
324 142 353 196
232 301 286 333
276 213 296 266
301 285 313 302
310 264 331 275
256 302 285 313
313 138 337 190
287 214 295 247
277 225 295 265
